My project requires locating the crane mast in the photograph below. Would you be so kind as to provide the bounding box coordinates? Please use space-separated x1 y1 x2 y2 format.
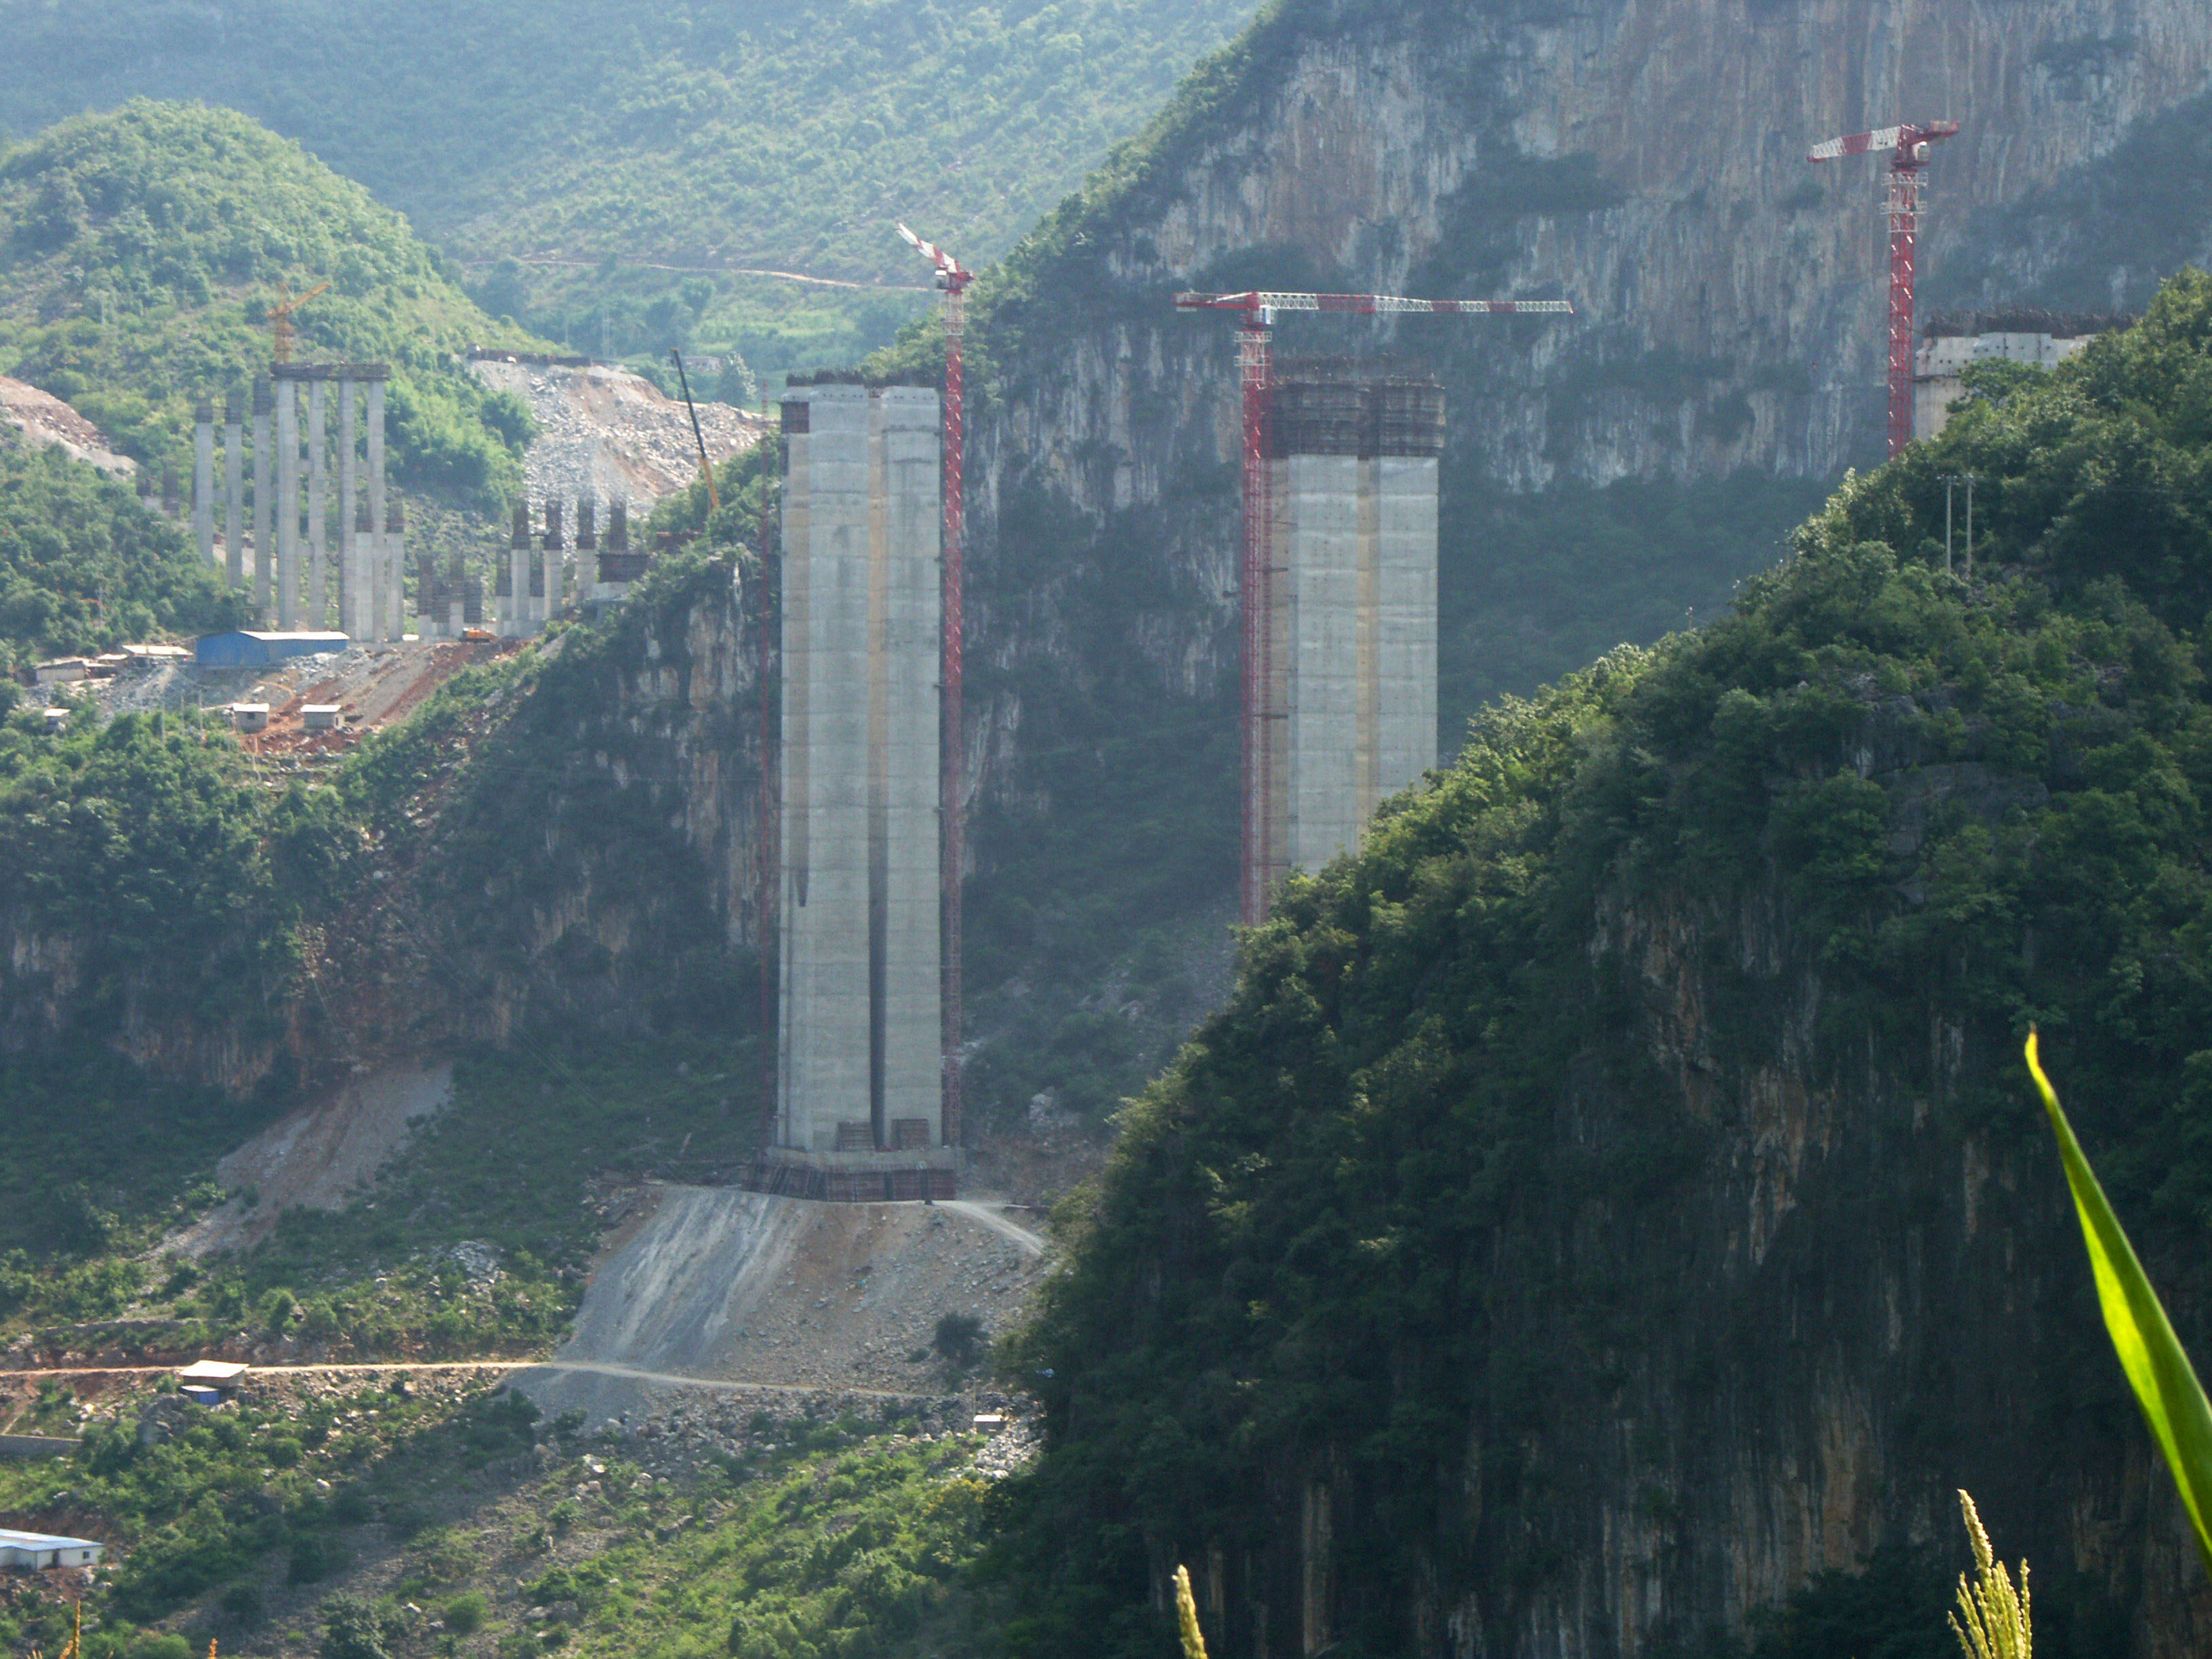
1808 121 1960 457
1173 289 1573 923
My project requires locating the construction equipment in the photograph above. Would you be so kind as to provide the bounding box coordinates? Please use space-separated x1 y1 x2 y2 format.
897 221 976 1150
669 348 720 510
267 279 330 364
1808 121 1961 457
1173 289 1573 924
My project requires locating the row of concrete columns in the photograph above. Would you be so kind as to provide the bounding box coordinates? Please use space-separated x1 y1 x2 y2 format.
493 497 640 636
190 365 405 641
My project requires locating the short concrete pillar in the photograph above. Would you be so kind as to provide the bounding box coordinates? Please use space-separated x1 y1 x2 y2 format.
541 499 565 623
275 377 299 628
337 375 357 638
576 496 601 604
353 501 375 644
306 376 327 628
192 399 216 568
367 379 392 640
504 501 529 636
223 392 245 592
162 462 181 520
251 379 273 617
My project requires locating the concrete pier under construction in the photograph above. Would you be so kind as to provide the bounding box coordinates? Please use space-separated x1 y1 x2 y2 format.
774 382 946 1170
1262 362 1441 884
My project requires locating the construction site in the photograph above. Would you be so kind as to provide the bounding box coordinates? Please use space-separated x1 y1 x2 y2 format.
40 143 2016 1191
12 124 2053 1288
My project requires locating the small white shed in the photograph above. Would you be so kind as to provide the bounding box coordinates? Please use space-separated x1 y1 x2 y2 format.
0 1528 104 1569
229 703 270 733
176 1359 249 1394
300 704 342 731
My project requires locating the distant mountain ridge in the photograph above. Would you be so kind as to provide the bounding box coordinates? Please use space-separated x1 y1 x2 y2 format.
0 0 1258 287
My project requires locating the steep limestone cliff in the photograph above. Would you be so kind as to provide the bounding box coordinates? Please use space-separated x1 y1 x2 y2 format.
402 555 767 1049
945 0 2212 835
975 0 2212 499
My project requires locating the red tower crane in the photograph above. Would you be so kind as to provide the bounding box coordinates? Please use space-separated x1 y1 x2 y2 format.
1807 120 1961 458
1173 289 1574 924
897 222 975 1151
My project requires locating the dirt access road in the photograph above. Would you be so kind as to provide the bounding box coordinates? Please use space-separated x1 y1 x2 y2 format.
0 1359 935 1403
17 1192 1048 1418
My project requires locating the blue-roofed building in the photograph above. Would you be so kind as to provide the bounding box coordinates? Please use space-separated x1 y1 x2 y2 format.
194 631 350 668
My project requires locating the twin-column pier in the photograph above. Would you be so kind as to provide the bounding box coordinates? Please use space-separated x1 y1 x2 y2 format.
771 384 951 1191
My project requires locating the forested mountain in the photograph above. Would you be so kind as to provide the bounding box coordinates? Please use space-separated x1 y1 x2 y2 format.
998 273 2212 1659
0 100 537 495
0 0 1258 372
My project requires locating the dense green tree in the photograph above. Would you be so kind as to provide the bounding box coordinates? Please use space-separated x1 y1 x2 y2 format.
0 436 242 670
991 270 2212 1659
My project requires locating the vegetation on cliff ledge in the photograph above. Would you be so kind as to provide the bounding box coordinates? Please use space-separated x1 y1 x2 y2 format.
992 272 2212 1658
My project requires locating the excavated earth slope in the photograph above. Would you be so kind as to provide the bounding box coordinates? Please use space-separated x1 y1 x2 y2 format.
468 359 771 508
515 1187 1046 1427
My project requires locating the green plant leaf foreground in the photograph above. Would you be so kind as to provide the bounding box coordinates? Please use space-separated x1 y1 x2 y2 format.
2026 1029 2212 1576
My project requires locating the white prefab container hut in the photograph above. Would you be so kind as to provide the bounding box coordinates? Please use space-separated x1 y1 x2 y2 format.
0 1529 104 1569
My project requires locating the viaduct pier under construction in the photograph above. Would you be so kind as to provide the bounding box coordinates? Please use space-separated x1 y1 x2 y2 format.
1262 360 1442 893
762 382 956 1200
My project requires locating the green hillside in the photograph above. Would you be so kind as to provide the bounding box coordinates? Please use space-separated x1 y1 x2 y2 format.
0 100 537 497
0 0 1258 375
994 274 2212 1658
0 437 243 670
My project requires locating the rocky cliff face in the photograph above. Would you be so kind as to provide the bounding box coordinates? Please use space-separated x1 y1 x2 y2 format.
424 564 766 1048
1532 869 2208 1659
978 0 2212 497
1168 850 2212 1659
957 0 2212 778
0 573 766 1097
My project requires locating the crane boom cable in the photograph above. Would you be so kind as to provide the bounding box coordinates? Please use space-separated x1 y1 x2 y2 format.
668 348 720 510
